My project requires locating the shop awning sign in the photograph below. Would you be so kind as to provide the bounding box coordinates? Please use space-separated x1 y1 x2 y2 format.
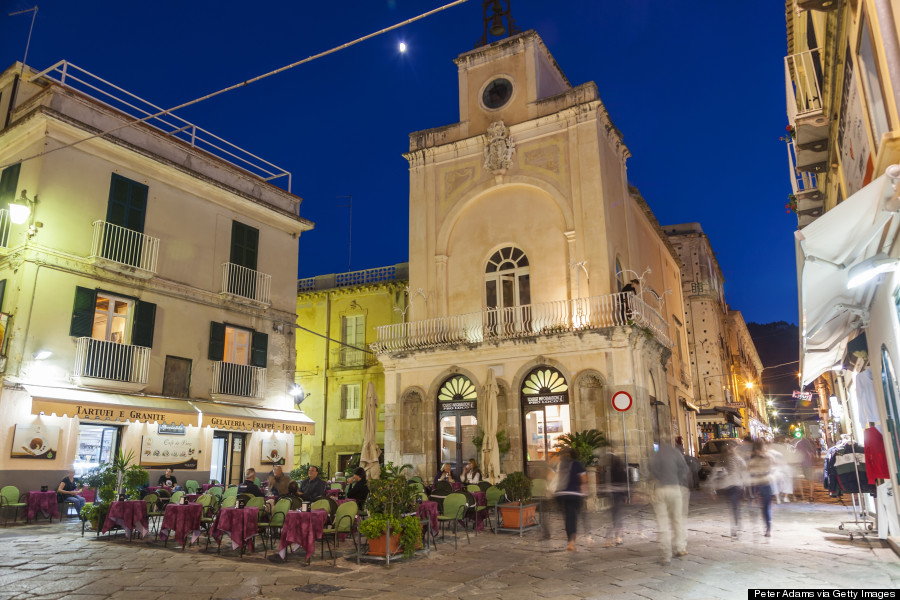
26 385 197 426
525 394 567 406
193 401 315 434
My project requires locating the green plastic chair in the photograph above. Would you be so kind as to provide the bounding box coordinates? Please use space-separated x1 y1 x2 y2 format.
223 486 239 498
169 491 184 504
410 482 425 494
531 478 548 499
144 493 164 538
245 496 266 518
485 485 506 532
0 486 26 527
330 482 343 490
254 477 262 487
437 492 469 549
418 492 429 503
219 495 237 509
184 480 200 494
310 498 331 513
258 498 291 552
408 476 423 484
208 486 223 499
321 500 359 565
466 484 481 493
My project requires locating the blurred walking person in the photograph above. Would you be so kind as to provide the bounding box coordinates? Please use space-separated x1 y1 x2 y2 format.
708 445 746 538
600 449 627 546
649 442 691 564
747 439 776 537
555 447 587 551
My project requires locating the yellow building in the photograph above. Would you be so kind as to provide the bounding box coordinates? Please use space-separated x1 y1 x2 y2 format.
786 0 900 534
294 264 407 474
374 24 694 484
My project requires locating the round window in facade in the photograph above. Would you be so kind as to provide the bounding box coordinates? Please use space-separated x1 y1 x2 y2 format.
482 77 513 109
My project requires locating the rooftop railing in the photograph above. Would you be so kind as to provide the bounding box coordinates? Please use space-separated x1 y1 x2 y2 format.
30 61 291 191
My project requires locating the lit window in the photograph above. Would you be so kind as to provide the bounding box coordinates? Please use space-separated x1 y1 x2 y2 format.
92 294 132 344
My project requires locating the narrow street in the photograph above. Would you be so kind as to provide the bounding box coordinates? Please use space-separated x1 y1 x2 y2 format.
1 492 897 600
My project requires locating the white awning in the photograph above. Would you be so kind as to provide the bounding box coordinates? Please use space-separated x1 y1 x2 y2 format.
26 384 199 426
190 400 315 434
795 173 896 386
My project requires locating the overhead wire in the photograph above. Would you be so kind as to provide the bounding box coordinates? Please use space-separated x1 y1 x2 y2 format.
0 0 470 172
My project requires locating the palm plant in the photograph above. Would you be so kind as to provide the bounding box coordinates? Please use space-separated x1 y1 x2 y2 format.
555 429 607 466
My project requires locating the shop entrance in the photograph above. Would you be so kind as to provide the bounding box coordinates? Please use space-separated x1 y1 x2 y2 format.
75 423 122 477
211 431 246 485
521 367 570 478
436 375 478 475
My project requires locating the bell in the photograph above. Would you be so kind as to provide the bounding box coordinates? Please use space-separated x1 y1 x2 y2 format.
489 13 506 37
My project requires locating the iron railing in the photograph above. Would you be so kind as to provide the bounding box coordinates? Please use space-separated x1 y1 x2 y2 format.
90 221 160 273
30 61 291 191
785 48 824 121
221 262 271 305
331 347 378 369
373 292 672 353
74 337 150 384
211 361 266 399
786 141 819 194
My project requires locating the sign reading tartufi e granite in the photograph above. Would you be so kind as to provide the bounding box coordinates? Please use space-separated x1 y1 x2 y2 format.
30 398 196 426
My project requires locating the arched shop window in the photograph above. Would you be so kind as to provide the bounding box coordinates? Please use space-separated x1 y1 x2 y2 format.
521 367 570 477
437 375 478 475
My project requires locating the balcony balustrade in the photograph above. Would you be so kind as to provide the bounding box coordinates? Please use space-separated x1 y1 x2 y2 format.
74 337 150 390
373 292 672 353
785 48 829 174
331 346 378 369
90 221 159 277
220 262 271 306
211 361 266 399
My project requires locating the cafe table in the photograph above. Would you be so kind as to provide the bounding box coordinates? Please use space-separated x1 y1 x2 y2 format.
101 500 148 540
211 506 259 554
325 488 341 500
416 500 439 536
278 509 328 563
26 490 59 522
471 491 488 532
158 502 203 547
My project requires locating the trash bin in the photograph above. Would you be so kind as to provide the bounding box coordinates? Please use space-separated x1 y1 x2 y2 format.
628 464 640 483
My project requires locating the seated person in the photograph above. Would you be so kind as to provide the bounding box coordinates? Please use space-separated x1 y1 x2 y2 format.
345 467 369 507
432 462 456 487
57 469 86 512
460 458 482 484
237 468 264 497
298 465 327 500
157 468 177 488
267 465 290 497
285 480 303 499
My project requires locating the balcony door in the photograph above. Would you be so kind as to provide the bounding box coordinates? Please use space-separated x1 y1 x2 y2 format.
105 174 148 267
484 247 531 337
208 322 268 398
341 314 365 367
228 221 259 298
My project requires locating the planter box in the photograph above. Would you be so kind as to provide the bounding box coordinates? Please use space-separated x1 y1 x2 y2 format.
498 501 540 536
366 532 402 557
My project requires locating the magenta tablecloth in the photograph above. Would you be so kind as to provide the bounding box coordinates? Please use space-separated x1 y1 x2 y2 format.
147 486 174 494
278 509 328 561
184 493 200 503
325 488 341 500
201 484 214 491
451 482 464 492
472 491 488 532
26 491 59 521
159 503 202 546
417 501 439 535
211 507 258 551
101 500 148 539
80 488 96 503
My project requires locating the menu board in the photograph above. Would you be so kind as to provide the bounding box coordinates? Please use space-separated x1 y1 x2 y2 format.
10 423 60 459
261 438 288 465
140 426 199 469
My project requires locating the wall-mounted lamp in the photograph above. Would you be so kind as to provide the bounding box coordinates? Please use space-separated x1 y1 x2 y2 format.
32 350 52 360
847 253 900 289
9 189 36 225
289 384 311 410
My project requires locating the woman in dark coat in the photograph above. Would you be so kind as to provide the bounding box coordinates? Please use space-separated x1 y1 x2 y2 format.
345 467 369 507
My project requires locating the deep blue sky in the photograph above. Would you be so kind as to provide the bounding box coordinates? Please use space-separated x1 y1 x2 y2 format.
0 1 796 325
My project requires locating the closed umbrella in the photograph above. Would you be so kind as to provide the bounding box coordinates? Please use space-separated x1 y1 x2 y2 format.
481 368 501 483
360 381 380 480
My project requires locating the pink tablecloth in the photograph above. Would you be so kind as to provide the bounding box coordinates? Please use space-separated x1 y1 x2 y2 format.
80 488 96 503
211 507 258 551
184 493 200 503
101 500 148 539
325 488 341 500
472 491 488 532
26 491 59 521
417 501 439 535
147 486 174 494
451 482 464 492
278 509 328 561
159 503 202 546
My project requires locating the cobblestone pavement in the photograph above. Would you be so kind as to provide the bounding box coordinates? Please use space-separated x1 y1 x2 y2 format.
0 491 897 600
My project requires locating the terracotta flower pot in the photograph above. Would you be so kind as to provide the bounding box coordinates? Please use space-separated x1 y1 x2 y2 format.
499 501 538 528
366 532 402 556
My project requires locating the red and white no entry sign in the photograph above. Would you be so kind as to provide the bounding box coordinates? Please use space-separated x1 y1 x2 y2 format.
611 391 633 412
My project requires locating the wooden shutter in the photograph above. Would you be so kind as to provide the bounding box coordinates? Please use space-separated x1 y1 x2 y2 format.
0 164 21 207
106 173 148 233
208 322 226 361
250 331 268 368
69 287 96 337
131 301 157 348
230 221 259 270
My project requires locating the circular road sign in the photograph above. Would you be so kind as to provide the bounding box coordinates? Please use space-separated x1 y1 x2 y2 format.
611 391 633 412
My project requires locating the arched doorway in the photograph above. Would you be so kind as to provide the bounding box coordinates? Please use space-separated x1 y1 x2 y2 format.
521 366 570 477
437 375 478 475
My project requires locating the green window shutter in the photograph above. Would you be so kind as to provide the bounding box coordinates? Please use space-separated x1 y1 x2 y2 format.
0 164 21 207
69 287 96 337
250 331 268 368
208 322 226 361
131 301 157 348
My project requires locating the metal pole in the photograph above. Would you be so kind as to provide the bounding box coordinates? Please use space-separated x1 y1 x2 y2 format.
622 410 630 503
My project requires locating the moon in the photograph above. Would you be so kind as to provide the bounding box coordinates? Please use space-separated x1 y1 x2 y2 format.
399 42 407 53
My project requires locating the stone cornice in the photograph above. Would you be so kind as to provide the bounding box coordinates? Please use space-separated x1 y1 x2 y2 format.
297 280 408 301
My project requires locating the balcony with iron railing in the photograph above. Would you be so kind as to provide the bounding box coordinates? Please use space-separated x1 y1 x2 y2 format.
89 221 160 278
787 141 824 227
211 361 266 400
785 48 829 172
373 292 672 354
220 263 271 307
73 337 151 392
331 346 379 370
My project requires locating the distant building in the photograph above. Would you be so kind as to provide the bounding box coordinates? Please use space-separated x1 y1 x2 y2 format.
726 310 768 440
294 264 407 474
374 28 694 484
0 61 313 491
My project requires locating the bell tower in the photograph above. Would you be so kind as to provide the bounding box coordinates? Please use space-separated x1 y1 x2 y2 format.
475 0 522 48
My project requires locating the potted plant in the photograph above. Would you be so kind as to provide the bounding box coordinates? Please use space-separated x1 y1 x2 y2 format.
496 471 538 531
555 429 607 467
361 477 421 558
290 464 312 481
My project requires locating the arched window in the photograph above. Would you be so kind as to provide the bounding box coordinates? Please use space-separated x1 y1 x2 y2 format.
521 367 570 477
437 375 478 474
615 258 625 292
485 247 530 309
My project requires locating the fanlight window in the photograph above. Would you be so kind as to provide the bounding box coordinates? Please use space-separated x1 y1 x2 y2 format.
439 375 477 403
522 368 569 395
485 246 530 309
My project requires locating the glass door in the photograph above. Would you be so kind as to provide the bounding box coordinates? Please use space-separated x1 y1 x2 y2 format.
212 431 246 485
75 424 122 477
523 404 571 478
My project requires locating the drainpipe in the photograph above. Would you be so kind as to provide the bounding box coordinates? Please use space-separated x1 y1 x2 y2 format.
874 0 900 120
320 291 331 470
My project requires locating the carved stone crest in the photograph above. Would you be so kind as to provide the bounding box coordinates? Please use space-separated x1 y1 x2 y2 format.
483 121 515 175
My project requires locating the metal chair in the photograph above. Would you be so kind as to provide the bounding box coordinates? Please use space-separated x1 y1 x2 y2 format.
436 492 469 549
321 500 360 565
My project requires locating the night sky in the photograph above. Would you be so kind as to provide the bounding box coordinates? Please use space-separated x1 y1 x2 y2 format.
0 1 796 325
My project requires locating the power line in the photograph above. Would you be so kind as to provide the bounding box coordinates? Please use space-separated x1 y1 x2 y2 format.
0 0 470 172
